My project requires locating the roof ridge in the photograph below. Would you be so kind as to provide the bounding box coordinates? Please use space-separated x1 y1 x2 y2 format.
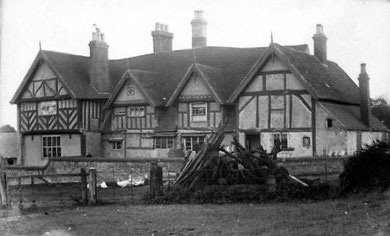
41 49 89 58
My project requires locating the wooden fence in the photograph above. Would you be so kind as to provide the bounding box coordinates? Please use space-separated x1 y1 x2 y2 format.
0 159 170 209
0 155 348 208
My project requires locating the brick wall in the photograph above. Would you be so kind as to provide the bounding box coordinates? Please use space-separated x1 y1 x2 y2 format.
6 158 184 185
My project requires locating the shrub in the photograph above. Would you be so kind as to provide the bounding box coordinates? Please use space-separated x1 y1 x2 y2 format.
339 141 390 194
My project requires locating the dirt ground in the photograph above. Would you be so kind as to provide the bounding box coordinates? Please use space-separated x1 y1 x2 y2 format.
1 191 390 236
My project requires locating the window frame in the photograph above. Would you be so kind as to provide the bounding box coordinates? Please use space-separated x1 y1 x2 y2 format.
128 106 145 118
326 118 333 128
183 136 205 151
111 140 123 150
154 137 174 149
273 133 289 150
42 135 61 158
191 102 207 122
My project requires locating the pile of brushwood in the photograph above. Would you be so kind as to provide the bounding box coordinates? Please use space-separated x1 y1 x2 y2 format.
339 140 390 195
174 124 307 190
146 124 334 204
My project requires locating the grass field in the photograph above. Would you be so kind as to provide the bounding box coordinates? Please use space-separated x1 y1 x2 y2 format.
1 191 390 236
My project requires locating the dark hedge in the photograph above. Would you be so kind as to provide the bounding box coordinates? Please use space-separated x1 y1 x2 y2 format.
339 141 390 195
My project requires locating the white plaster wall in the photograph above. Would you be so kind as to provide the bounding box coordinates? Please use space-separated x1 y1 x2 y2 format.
346 131 357 155
23 135 43 166
260 132 312 158
85 132 102 157
23 134 81 166
362 132 384 147
114 80 147 104
316 104 351 156
61 134 81 156
239 97 256 129
261 57 289 72
181 76 211 96
32 63 56 81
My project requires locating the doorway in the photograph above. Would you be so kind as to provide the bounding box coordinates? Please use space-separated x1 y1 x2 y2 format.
246 134 260 151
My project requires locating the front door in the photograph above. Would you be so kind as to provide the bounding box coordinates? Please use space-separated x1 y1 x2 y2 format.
246 134 260 151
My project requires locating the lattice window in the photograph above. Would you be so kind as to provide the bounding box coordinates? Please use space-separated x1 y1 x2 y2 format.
154 137 174 149
42 135 61 158
128 106 145 117
191 103 207 122
111 141 123 150
183 136 205 151
273 133 288 149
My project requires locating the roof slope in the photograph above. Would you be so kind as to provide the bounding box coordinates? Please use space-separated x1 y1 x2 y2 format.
14 45 309 104
319 102 388 131
41 50 112 99
276 45 360 104
110 45 308 105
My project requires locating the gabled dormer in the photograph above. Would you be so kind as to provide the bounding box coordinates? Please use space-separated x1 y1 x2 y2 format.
11 51 73 103
167 63 223 129
230 44 313 132
103 69 158 131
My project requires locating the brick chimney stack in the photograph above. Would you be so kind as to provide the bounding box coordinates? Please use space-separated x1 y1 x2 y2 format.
89 26 110 93
152 23 173 53
358 63 371 127
312 24 327 63
191 10 207 48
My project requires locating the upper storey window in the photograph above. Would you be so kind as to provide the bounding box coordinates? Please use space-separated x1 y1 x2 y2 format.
191 103 207 122
128 106 145 117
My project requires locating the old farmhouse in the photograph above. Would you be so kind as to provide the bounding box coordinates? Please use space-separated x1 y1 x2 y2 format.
11 11 388 166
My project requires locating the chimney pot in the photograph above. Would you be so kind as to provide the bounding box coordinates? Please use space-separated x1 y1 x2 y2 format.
316 24 324 34
194 10 204 19
360 63 367 74
152 22 173 53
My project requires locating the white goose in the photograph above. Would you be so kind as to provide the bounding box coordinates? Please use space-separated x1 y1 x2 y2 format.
116 175 132 188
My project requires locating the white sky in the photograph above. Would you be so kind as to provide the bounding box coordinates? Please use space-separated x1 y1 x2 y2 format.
0 0 389 128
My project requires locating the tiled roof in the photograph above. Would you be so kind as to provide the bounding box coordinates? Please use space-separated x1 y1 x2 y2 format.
32 45 308 104
319 102 388 131
42 50 111 99
276 44 360 104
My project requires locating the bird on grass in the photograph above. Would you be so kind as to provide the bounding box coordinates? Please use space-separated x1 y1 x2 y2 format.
99 181 108 189
116 175 132 188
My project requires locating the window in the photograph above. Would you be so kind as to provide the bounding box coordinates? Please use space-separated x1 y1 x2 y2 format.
191 103 207 122
128 106 145 117
42 135 61 157
155 137 174 149
183 136 205 151
303 136 311 148
326 118 333 128
273 133 288 149
111 141 122 150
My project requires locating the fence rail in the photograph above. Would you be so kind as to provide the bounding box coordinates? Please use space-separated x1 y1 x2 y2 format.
1 155 349 209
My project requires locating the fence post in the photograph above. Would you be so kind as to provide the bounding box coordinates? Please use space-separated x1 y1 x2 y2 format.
324 163 328 184
150 162 162 196
80 168 88 205
88 168 97 204
0 172 8 208
267 174 276 194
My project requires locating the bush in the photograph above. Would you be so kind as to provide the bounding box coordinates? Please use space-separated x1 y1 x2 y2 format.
339 141 390 194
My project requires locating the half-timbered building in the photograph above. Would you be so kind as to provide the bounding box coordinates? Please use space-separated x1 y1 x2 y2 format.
11 11 388 165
